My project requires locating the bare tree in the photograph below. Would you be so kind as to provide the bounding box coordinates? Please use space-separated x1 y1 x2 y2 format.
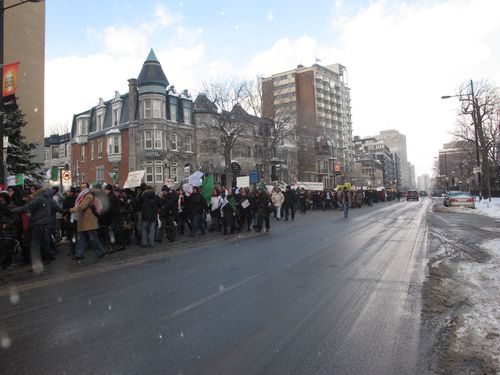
450 80 499 197
47 121 70 136
242 76 296 182
199 78 252 186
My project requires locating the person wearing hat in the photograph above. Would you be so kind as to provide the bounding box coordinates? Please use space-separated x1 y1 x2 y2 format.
69 182 106 260
0 192 19 268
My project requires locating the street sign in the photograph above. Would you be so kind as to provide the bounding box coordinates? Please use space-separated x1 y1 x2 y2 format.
62 171 71 181
249 171 259 184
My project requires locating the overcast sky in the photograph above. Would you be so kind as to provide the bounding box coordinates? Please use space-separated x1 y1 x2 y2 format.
44 0 500 176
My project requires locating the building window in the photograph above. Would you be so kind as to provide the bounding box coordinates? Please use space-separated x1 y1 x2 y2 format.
64 143 69 158
113 107 120 126
143 100 152 119
96 114 104 132
170 134 178 151
183 107 192 124
78 119 88 136
96 166 104 183
170 166 178 182
155 161 163 182
108 135 121 154
154 130 162 149
98 141 103 158
44 149 49 161
153 100 161 119
145 164 154 183
142 99 164 119
145 161 163 183
144 131 153 149
51 146 59 159
81 145 85 161
170 103 177 122
185 136 192 152
91 143 95 160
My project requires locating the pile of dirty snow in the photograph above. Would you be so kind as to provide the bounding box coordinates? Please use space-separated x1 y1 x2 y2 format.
475 197 500 219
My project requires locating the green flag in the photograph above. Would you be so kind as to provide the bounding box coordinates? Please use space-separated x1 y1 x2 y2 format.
51 166 59 181
200 175 214 205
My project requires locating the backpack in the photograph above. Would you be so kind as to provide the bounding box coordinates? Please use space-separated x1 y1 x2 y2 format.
90 196 103 216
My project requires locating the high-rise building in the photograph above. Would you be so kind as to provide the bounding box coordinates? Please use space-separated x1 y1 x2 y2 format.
375 130 409 190
262 63 353 186
417 174 431 193
4 0 45 152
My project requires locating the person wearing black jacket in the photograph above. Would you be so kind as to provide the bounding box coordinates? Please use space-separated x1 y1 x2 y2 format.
283 186 297 221
101 185 124 252
0 193 19 268
254 189 272 233
11 184 54 273
137 186 160 248
186 186 208 236
157 187 178 243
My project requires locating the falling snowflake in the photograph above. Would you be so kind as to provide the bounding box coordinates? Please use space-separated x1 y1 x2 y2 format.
9 287 19 305
0 333 11 349
219 285 225 292
180 331 184 338
108 304 112 311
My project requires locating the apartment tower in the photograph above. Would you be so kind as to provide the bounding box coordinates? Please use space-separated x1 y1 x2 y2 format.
262 63 353 185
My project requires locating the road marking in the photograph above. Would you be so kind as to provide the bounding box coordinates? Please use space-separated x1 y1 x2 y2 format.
165 273 262 320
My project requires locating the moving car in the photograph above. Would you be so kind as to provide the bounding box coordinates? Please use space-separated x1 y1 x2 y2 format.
406 190 419 201
443 191 475 208
419 190 427 197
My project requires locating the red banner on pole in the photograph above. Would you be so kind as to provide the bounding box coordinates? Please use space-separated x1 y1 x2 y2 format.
3 62 20 97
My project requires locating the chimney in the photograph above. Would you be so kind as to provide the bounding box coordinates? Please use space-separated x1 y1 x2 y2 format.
128 78 138 123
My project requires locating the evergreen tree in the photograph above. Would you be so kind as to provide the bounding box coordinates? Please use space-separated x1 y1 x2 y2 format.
4 106 44 182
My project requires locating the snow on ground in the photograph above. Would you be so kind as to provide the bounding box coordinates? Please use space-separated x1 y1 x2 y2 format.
452 237 500 368
475 197 500 219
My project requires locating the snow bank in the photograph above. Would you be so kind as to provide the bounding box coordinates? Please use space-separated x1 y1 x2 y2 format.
453 238 500 367
475 197 500 219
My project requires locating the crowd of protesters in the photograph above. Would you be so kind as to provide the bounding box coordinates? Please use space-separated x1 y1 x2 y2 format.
0 180 398 272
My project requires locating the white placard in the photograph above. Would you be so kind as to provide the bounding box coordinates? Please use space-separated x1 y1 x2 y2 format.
241 199 250 209
236 176 250 188
123 170 145 189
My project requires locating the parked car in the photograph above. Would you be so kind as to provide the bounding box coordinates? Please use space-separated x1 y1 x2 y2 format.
443 191 475 208
406 190 419 201
419 191 427 197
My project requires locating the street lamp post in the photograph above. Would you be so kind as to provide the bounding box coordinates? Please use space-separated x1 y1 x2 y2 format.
0 0 44 187
441 79 482 197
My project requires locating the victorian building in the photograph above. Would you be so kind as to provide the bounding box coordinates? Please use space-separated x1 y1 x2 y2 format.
71 49 274 190
71 49 196 189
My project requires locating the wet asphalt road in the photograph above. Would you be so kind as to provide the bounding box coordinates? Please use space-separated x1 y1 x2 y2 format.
0 199 430 375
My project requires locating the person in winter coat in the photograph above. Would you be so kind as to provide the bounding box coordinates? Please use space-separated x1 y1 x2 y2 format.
69 182 106 260
283 186 296 221
101 184 124 252
157 187 178 243
298 188 307 214
237 188 253 232
340 187 350 218
0 193 19 268
271 187 285 220
11 184 55 272
221 189 236 235
255 189 272 232
187 186 208 236
209 190 222 233
136 185 160 248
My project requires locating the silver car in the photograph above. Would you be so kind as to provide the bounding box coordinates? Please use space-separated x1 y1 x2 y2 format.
443 191 475 208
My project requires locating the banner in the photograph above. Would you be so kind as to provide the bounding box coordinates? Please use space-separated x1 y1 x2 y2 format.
51 167 59 181
3 62 20 97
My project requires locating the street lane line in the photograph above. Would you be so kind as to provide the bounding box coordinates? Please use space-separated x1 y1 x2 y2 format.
165 273 262 320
